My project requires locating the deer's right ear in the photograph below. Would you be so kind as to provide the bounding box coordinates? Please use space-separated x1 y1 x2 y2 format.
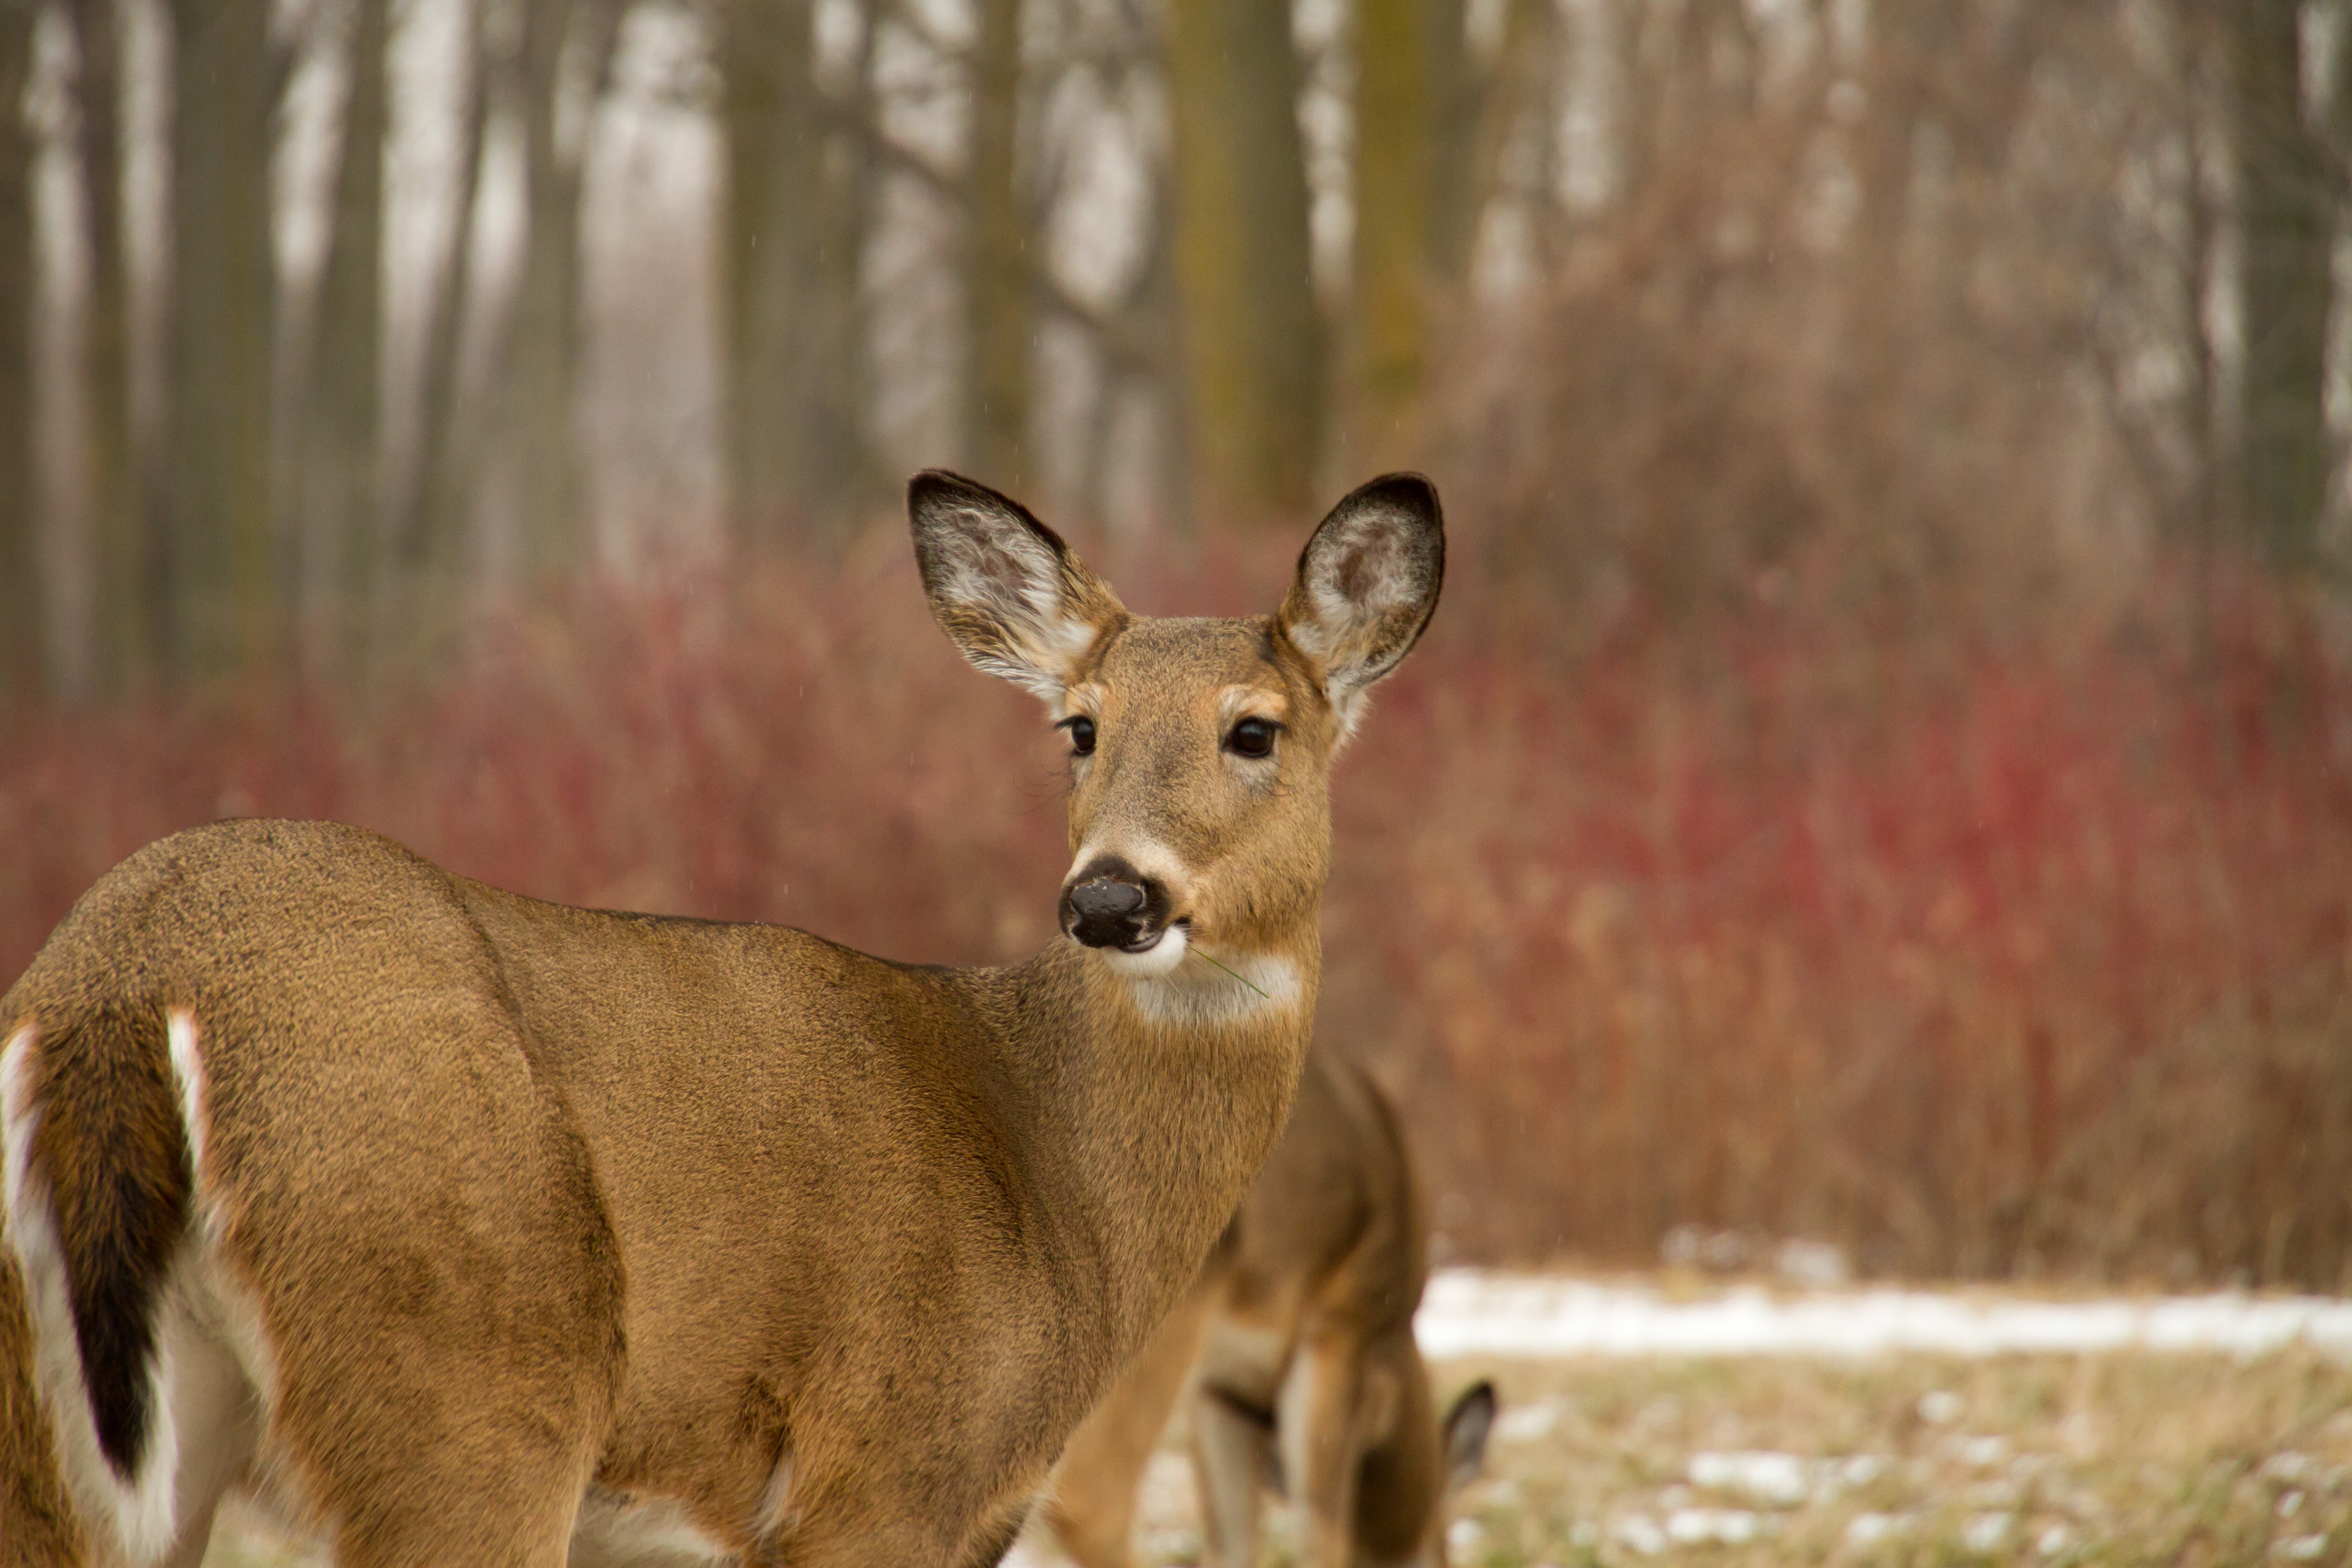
909 471 1127 701
1277 474 1444 740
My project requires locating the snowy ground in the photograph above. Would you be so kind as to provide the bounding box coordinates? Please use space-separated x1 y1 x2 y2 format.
998 1274 2352 1568
1414 1269 2352 1360
204 1273 2352 1567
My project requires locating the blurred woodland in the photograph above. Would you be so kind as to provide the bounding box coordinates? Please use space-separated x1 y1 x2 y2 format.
6 0 2352 1285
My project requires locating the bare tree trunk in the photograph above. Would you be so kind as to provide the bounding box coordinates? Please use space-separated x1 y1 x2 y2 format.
722 0 817 554
964 0 1029 489
396 0 489 611
0 0 36 701
810 13 875 532
166 0 280 677
721 0 871 556
504 0 622 587
67 0 153 696
304 0 389 669
1422 0 1479 286
2229 0 2336 571
1616 0 1755 207
2170 2 2226 553
1351 0 1435 465
1165 0 1321 523
1468 0 1562 266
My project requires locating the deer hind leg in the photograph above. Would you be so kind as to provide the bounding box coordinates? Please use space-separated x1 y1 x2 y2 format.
1044 1288 1213 1568
279 1283 607 1568
1188 1382 1275 1568
153 1259 266 1568
1278 1335 1384 1568
325 1477 586 1568
762 1496 964 1568
271 1214 616 1568
223 1027 624 1566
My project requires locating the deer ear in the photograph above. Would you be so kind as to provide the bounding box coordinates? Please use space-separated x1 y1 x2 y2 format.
909 471 1126 701
1276 474 1444 739
1442 1380 1496 1493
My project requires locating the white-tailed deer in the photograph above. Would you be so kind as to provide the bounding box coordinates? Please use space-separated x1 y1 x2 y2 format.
0 472 1443 1567
1042 1050 1494 1568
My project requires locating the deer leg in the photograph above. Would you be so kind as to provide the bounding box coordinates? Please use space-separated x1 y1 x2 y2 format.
1278 1336 1375 1568
773 1510 961 1568
1044 1288 1213 1568
293 1302 607 1568
330 1481 585 1568
1189 1382 1272 1568
953 1502 1031 1568
156 1287 261 1568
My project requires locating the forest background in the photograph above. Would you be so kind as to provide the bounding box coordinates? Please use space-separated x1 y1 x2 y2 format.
3 0 2351 1287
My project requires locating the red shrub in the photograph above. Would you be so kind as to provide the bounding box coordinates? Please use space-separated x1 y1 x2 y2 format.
4 549 2348 1285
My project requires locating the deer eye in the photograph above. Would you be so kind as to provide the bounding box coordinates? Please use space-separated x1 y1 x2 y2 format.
1059 715 1097 756
1225 717 1280 759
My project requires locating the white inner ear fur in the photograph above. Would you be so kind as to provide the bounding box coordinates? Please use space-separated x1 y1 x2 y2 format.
929 508 1096 701
1297 510 1425 657
1289 509 1432 738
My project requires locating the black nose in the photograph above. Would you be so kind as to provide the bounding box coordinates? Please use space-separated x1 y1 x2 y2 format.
1059 858 1171 950
1068 879 1145 920
1064 876 1148 949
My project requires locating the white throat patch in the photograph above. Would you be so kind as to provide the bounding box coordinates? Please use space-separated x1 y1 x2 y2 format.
1115 946 1304 1028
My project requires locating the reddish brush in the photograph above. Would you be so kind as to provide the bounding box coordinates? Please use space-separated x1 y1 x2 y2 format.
1326 566 2352 1285
2 550 2347 1286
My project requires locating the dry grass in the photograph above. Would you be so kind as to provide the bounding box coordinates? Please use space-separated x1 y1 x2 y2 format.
1004 1345 2352 1568
189 1334 2352 1567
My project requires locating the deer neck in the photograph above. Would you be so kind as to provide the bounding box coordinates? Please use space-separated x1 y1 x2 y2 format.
999 929 1319 1361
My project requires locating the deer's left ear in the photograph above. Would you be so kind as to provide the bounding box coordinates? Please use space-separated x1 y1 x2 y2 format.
1276 474 1444 739
1442 1379 1496 1492
909 470 1127 702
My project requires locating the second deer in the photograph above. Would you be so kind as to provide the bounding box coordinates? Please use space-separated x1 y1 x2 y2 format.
1044 1049 1496 1568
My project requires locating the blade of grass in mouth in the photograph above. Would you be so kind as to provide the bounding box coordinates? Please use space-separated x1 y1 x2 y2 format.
1190 945 1271 998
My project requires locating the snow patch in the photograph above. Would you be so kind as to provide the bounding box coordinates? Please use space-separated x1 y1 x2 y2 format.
1688 1450 1885 1506
1416 1271 2352 1359
1845 1512 1912 1545
1961 1510 2013 1553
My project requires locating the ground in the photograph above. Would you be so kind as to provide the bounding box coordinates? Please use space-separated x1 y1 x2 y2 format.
196 1299 2352 1567
1002 1348 2352 1568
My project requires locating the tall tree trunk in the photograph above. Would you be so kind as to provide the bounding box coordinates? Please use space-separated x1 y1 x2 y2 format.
721 0 869 556
810 14 874 534
1466 0 1561 269
722 0 817 554
0 0 36 701
1616 0 1755 207
2230 0 2336 571
505 0 621 587
1165 0 1322 523
167 0 280 677
304 0 389 668
396 0 489 609
964 0 1028 490
1422 0 1479 286
1351 0 1435 466
2189 11 2227 551
68 0 153 695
